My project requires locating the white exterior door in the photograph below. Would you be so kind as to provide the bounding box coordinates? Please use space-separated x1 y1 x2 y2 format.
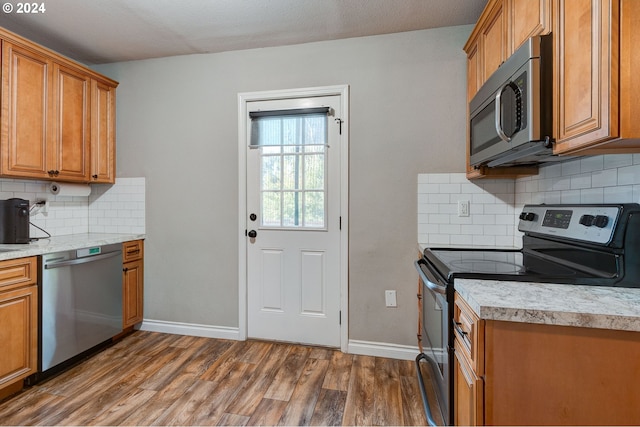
245 95 342 347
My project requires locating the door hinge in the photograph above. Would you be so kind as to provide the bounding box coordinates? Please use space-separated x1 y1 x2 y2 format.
335 118 343 135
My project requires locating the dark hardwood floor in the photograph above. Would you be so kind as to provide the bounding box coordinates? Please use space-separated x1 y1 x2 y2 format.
0 331 440 426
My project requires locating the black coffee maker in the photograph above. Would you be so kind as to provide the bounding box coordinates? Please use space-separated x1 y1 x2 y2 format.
0 198 30 243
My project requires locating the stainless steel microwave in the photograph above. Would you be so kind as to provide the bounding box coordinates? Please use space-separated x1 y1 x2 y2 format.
469 35 554 168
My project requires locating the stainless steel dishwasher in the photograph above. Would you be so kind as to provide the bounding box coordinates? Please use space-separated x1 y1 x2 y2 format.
40 243 123 377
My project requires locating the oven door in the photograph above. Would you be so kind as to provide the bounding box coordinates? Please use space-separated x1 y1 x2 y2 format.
415 259 451 426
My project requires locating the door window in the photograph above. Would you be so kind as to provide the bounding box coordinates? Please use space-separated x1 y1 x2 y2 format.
251 112 328 229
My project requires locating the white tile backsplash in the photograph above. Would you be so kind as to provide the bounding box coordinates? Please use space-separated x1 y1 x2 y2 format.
418 154 640 249
0 177 145 239
417 173 519 248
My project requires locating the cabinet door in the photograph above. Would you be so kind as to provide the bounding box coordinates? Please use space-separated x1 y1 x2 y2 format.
508 0 551 52
466 36 481 104
0 285 38 387
91 80 116 183
553 0 619 154
52 63 91 182
123 259 143 328
1 41 51 179
481 0 509 85
454 341 484 426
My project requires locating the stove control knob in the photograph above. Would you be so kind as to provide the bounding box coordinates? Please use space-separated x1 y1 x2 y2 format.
594 215 609 228
519 212 536 221
579 214 595 226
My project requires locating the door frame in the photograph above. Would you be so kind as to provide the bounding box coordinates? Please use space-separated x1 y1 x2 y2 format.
238 85 349 351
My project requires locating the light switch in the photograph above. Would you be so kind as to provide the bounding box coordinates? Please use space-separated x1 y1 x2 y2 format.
385 290 397 307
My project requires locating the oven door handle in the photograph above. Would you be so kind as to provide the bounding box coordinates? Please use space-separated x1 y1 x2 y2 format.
414 259 448 295
415 353 440 427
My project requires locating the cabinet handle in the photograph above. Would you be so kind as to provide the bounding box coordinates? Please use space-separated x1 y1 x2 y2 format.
54 170 60 176
123 267 129 272
48 170 55 176
453 321 468 336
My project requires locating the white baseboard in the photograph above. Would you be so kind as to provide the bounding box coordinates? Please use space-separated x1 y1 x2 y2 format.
347 339 421 361
138 320 418 361
139 319 241 341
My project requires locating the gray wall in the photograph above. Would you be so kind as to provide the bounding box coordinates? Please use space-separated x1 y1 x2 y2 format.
94 25 471 347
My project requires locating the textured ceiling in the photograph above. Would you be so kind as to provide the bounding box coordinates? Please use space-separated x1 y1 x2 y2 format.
0 0 486 65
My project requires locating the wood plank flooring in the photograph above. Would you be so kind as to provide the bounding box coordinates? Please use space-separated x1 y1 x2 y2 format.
0 331 440 426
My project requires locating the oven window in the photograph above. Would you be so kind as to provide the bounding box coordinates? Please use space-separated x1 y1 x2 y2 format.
421 286 446 376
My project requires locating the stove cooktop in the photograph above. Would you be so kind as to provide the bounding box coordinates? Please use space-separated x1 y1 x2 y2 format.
424 248 593 283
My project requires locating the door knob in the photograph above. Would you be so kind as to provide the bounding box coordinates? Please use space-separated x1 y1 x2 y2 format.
248 230 257 238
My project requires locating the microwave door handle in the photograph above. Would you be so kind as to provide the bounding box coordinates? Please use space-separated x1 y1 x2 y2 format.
495 84 511 142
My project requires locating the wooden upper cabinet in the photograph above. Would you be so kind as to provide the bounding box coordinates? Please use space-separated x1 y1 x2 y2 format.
0 27 118 183
53 63 91 182
91 80 116 183
466 37 480 104
1 41 51 179
480 0 509 84
553 0 640 155
553 0 617 153
508 0 551 53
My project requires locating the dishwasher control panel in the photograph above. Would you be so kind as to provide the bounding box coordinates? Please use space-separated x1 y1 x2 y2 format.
77 246 102 257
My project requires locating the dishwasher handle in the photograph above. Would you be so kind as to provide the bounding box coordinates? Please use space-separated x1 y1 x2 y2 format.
44 250 122 269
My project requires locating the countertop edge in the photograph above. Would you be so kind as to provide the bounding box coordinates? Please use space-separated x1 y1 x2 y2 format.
455 278 640 333
0 233 146 260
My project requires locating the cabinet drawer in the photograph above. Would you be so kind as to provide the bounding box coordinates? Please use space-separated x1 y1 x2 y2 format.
122 240 143 263
454 292 484 375
0 257 37 292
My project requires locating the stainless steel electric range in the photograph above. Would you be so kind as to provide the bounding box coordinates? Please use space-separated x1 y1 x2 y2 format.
414 203 640 426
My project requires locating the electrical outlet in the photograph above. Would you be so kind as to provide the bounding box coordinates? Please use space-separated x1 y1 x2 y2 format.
457 200 470 217
385 290 397 308
35 199 49 214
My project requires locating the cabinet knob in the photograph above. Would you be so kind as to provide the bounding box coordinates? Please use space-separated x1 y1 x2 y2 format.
92 174 98 179
123 267 129 272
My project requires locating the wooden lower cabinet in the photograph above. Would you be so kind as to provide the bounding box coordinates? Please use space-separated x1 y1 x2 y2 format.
0 257 38 398
454 340 483 426
122 240 144 328
454 291 640 425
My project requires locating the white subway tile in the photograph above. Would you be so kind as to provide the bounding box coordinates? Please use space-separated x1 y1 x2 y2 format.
561 158 581 176
560 190 581 203
570 173 592 190
580 188 604 203
440 183 461 194
618 164 640 185
591 169 618 188
427 174 451 184
580 155 604 173
450 235 473 245
604 154 633 169
603 185 633 203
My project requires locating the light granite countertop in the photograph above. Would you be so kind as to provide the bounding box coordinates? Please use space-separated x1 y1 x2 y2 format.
455 278 640 332
0 233 145 261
